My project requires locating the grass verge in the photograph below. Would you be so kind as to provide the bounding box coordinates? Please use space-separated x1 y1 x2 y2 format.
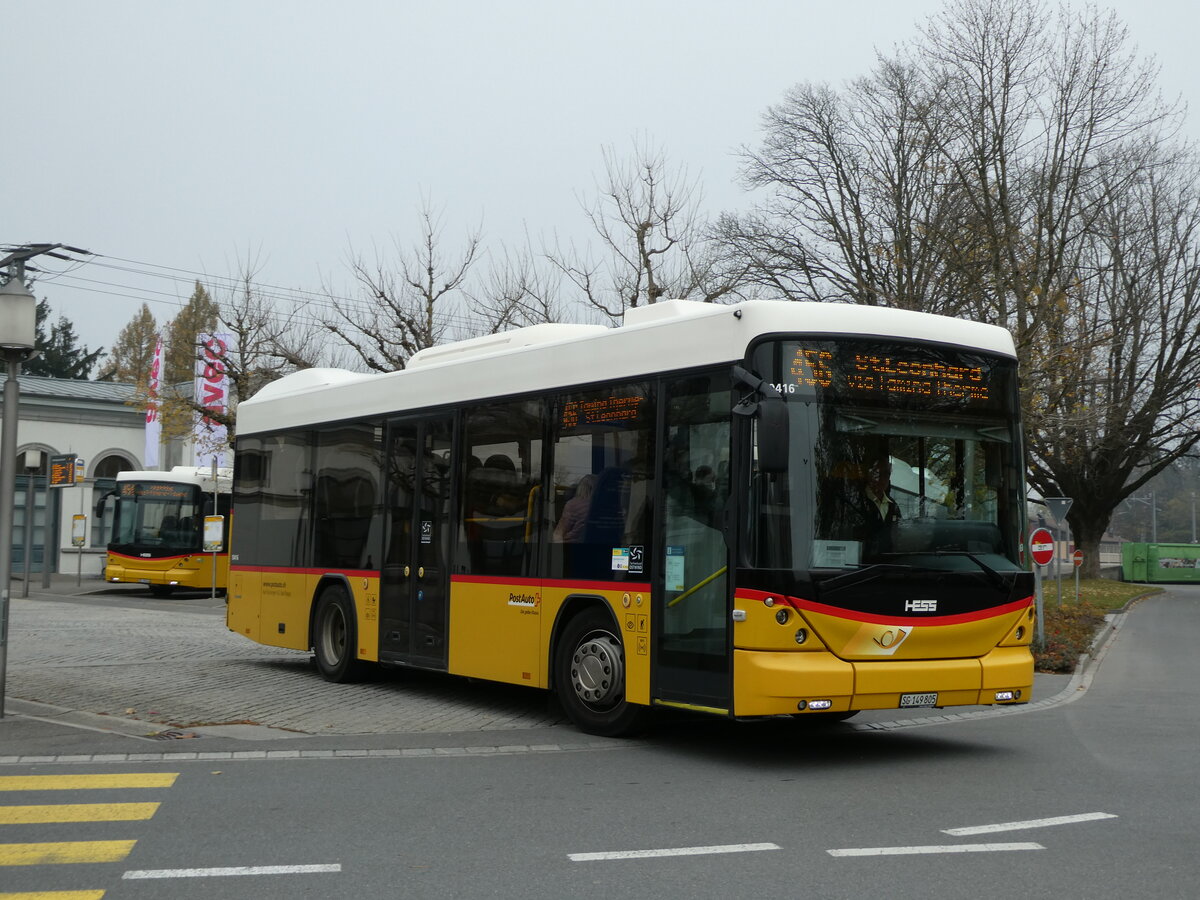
1033 578 1160 673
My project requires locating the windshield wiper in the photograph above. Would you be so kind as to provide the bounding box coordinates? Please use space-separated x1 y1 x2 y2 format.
817 563 913 591
926 550 1011 591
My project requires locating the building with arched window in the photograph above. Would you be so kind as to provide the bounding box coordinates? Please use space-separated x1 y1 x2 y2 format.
1 375 149 578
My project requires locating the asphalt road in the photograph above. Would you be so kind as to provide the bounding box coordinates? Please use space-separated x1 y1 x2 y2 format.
1 583 1197 899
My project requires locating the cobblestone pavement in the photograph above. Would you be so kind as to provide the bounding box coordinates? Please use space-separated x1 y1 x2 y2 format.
6 591 565 736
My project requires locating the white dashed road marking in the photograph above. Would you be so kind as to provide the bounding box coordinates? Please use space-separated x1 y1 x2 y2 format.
569 842 780 861
942 812 1118 836
828 842 1045 857
123 864 341 879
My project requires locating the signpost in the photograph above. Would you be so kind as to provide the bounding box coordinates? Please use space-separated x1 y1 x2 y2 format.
1073 549 1084 603
205 460 223 601
1045 497 1073 607
1029 527 1055 646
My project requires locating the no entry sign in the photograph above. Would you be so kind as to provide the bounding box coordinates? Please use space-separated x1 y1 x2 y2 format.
1029 527 1055 567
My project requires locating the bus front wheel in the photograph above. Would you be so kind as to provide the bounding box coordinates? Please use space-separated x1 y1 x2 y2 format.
313 584 366 683
554 608 648 737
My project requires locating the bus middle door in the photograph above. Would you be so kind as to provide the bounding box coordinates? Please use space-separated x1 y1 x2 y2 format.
380 414 455 669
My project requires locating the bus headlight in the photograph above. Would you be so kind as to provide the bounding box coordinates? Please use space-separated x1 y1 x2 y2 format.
794 628 808 645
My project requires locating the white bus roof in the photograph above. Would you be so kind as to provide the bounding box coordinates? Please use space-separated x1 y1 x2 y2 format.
238 299 1017 436
116 465 233 490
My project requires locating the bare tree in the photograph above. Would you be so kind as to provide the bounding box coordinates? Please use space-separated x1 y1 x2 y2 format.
914 0 1176 350
550 138 746 322
720 0 1196 573
140 258 341 442
717 60 968 311
466 242 567 333
1028 147 1200 573
328 202 482 371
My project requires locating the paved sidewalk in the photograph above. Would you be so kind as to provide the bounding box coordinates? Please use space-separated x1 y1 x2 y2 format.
3 576 564 736
0 574 1077 760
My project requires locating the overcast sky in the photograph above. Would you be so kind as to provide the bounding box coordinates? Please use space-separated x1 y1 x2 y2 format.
8 1 1198 355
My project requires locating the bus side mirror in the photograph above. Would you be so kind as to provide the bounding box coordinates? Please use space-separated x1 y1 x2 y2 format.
95 490 116 518
757 395 789 474
732 365 789 474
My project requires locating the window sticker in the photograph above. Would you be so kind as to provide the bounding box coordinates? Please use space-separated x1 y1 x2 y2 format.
611 548 630 571
666 546 685 592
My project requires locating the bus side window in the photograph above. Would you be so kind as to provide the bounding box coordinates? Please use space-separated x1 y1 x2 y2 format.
547 383 655 582
458 400 545 578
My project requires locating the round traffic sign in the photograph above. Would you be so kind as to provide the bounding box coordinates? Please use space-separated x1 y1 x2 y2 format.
1029 527 1055 567
1072 549 1084 568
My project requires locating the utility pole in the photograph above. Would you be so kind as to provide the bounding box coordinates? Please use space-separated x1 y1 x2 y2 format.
0 262 37 719
0 243 92 718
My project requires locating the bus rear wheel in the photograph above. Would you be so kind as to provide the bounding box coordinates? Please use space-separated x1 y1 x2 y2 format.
554 608 648 737
313 583 366 683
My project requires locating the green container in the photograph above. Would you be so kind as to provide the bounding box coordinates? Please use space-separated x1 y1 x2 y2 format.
1122 542 1200 583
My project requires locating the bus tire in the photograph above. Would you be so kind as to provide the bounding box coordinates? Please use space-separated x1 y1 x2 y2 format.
313 583 366 683
554 607 648 737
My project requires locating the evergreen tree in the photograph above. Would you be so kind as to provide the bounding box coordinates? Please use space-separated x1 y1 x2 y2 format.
23 298 105 380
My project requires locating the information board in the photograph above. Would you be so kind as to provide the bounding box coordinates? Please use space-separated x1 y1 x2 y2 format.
49 454 78 487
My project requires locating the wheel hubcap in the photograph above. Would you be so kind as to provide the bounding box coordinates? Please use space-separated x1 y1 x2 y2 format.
570 632 624 709
321 606 346 663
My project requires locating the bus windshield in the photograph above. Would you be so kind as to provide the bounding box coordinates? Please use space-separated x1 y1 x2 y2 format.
111 482 206 553
747 338 1025 575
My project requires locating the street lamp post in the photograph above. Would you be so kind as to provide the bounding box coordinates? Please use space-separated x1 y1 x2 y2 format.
0 267 37 719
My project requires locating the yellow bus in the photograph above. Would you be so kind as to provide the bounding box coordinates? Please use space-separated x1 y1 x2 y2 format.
227 299 1035 735
104 466 232 596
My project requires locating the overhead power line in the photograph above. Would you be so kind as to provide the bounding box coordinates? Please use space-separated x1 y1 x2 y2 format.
28 252 490 334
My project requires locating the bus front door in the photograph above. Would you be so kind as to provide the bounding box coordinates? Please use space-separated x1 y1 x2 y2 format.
655 373 732 714
380 414 455 668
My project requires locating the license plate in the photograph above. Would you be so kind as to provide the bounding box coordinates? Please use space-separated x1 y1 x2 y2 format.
899 692 938 708
138 579 151 584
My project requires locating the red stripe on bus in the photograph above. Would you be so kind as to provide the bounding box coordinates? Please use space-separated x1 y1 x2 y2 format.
228 567 652 595
451 574 652 593
738 588 1033 627
111 551 228 563
229 565 376 577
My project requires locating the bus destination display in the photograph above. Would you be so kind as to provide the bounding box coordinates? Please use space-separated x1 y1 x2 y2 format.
121 482 193 500
784 346 992 404
561 393 645 430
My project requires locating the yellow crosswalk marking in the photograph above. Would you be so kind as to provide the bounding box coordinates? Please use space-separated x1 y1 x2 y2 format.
0 803 160 825
0 891 106 899
0 774 177 792
0 841 136 865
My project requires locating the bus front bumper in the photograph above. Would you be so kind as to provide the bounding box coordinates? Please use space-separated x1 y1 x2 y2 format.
732 646 1034 717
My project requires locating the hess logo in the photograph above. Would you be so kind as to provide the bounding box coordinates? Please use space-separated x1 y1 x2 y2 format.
905 599 938 613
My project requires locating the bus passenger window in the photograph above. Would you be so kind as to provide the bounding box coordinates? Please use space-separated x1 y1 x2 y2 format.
547 383 655 582
458 400 545 577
